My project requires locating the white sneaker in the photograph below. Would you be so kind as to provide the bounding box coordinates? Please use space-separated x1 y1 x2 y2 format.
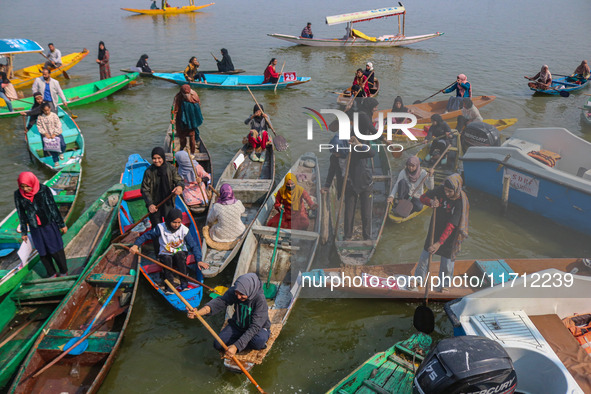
59 154 64 160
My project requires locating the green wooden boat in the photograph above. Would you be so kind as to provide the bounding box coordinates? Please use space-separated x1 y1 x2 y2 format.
0 183 124 389
0 73 140 118
326 333 432 394
0 163 81 297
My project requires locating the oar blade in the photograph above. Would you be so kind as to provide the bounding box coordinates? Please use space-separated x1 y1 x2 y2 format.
559 90 570 98
63 337 88 356
273 135 289 152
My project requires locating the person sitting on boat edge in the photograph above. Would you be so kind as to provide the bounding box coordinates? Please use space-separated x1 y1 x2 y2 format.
188 273 271 359
456 97 482 133
150 1 159 9
15 172 68 278
44 43 62 70
244 104 273 162
524 65 552 90
206 183 246 245
129 208 209 292
363 62 376 92
21 93 45 130
184 56 207 83
413 173 469 292
267 173 317 230
32 68 68 113
136 54 152 73
263 58 281 84
172 84 203 157
175 150 211 208
442 74 472 113
352 68 369 97
216 48 235 73
570 60 590 82
301 22 313 39
388 156 434 214
37 103 67 167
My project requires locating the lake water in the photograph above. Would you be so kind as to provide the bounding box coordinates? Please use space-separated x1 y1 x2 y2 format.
2 0 591 392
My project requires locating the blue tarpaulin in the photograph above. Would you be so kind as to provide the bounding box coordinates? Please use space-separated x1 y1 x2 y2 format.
0 39 43 55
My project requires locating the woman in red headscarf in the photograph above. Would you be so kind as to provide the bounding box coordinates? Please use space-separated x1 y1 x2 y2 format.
14 172 68 277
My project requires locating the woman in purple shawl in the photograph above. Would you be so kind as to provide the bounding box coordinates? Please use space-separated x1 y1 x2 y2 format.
206 184 246 243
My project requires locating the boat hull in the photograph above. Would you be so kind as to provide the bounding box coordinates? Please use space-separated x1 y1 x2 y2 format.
11 50 89 89
153 72 311 90
530 76 589 95
267 32 443 47
121 3 214 15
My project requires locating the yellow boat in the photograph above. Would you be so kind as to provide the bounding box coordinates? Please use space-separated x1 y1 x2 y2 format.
10 49 89 89
121 3 214 15
417 118 518 132
388 204 428 223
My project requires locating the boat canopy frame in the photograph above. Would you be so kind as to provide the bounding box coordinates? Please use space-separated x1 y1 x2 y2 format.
325 4 407 36
0 39 44 79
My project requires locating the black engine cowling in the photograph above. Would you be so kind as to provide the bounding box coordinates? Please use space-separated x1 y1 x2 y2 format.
413 336 517 394
461 122 502 151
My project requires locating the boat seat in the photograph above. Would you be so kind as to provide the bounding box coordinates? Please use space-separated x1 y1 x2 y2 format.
221 179 273 191
123 188 142 201
86 273 135 287
251 224 319 240
53 194 76 204
475 259 515 286
38 329 118 353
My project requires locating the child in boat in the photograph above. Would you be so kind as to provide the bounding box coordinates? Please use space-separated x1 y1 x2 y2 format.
244 104 273 162
413 174 469 291
267 173 317 230
188 273 271 359
129 208 209 291
206 184 246 244
388 156 434 214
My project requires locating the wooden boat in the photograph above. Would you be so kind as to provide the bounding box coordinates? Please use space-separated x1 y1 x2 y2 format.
26 107 84 171
0 40 89 90
582 96 591 126
416 133 463 185
153 72 311 90
121 3 214 15
120 68 245 77
201 145 275 278
388 204 428 223
446 268 591 394
137 197 204 311
224 152 320 372
530 76 590 95
0 73 140 117
462 127 591 235
9 241 140 394
336 78 380 106
0 184 124 389
332 143 391 266
375 95 496 124
0 163 81 297
306 257 589 301
268 5 443 47
326 334 430 393
118 154 151 235
164 125 213 216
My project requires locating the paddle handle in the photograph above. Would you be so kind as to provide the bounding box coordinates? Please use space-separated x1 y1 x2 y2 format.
81 275 125 337
410 144 452 194
210 52 219 62
118 245 219 294
112 192 175 243
0 319 35 349
164 280 267 394
266 206 283 286
423 203 437 301
274 61 285 93
416 81 455 104
208 184 220 197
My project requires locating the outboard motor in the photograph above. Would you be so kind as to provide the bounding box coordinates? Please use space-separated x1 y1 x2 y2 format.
461 121 501 151
413 336 517 394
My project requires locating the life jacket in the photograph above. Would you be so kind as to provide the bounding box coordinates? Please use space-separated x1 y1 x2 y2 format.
527 149 561 167
563 314 591 354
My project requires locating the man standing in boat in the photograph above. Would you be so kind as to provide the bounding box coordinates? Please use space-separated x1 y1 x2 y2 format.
31 68 68 113
188 273 271 359
44 43 62 70
301 22 313 39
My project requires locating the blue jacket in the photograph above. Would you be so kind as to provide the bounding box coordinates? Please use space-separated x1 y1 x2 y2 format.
134 225 202 262
444 82 471 97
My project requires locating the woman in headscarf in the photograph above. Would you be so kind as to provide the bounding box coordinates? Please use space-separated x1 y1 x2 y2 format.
363 62 376 92
267 173 317 230
413 173 469 291
206 184 246 244
391 96 414 130
95 41 110 80
141 147 184 254
183 56 207 83
175 150 210 208
37 102 66 167
171 84 203 156
525 65 552 90
130 208 209 290
456 97 483 132
14 172 68 277
352 68 369 97
387 156 434 214
216 48 235 73
443 74 472 112
136 54 152 73
244 103 273 162
571 60 590 82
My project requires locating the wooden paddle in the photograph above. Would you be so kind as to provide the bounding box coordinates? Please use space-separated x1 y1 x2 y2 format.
40 52 70 79
246 86 288 151
274 61 285 93
112 192 175 243
210 52 219 62
413 81 455 105
164 280 266 394
0 319 37 349
119 245 228 297
423 208 437 302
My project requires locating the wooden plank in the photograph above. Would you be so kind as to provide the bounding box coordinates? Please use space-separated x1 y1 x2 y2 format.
251 224 319 240
11 281 75 301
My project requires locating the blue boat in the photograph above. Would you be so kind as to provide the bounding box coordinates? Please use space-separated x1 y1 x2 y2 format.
153 72 311 90
530 76 589 95
118 154 204 310
461 127 591 235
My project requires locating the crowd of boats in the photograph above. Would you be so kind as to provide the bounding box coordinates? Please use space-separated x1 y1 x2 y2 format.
1 3 591 393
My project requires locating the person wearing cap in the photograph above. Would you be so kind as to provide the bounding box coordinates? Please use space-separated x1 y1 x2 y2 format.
44 43 62 70
301 22 313 39
188 273 271 359
363 62 376 92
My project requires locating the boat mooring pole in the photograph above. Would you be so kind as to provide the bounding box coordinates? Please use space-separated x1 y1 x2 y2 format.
501 174 511 214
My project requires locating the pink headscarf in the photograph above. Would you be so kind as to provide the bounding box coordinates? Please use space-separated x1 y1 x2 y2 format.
457 74 472 97
18 172 40 202
405 156 421 183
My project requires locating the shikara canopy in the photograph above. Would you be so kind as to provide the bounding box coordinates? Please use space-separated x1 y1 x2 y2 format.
325 6 406 26
0 39 43 55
